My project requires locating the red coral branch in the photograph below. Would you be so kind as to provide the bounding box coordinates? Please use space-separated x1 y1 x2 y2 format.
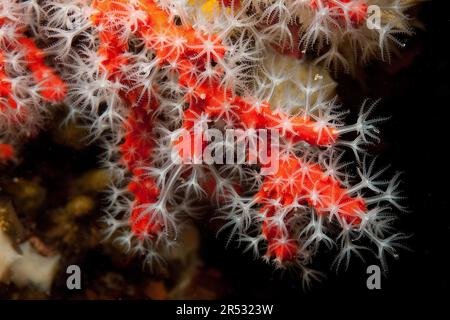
0 143 14 163
17 37 67 102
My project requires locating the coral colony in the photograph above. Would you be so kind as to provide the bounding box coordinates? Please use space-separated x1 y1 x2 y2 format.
1 0 417 285
0 2 66 140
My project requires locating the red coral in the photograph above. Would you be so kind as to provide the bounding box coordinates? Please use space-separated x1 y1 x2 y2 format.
17 38 67 102
121 105 162 239
0 14 66 132
257 154 366 261
91 0 368 264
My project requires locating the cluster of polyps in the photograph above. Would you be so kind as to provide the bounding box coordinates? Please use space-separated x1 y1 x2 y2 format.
27 0 413 283
0 0 66 143
180 0 416 72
